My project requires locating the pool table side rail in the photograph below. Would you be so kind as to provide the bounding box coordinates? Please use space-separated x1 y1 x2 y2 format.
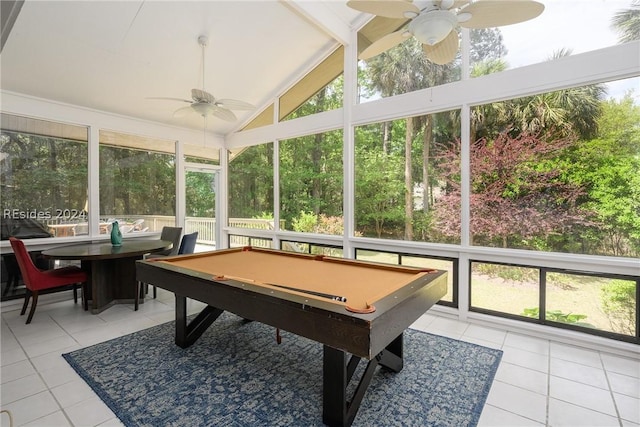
160 246 439 275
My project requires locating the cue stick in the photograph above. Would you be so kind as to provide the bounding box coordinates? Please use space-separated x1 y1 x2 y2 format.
213 274 347 303
267 283 347 303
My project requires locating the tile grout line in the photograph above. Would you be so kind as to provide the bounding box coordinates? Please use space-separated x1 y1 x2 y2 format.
48 312 80 427
545 338 551 427
598 350 625 427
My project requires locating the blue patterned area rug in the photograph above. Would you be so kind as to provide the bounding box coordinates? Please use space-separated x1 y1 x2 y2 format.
63 313 502 427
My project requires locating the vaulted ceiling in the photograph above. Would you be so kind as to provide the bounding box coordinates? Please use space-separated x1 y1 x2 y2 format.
0 1 364 137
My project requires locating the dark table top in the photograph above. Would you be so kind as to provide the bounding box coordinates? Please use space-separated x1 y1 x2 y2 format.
42 239 171 261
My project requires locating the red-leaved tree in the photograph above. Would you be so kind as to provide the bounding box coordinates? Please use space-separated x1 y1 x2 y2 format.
433 131 593 247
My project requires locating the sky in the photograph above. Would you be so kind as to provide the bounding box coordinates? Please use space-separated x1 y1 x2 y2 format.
498 0 639 103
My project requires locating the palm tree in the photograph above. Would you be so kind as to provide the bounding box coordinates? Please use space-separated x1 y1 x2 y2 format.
469 58 510 142
508 49 605 140
611 0 640 43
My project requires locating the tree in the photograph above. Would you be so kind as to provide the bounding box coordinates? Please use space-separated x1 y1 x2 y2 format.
509 50 605 140
470 28 508 63
560 94 640 256
469 58 510 142
99 146 175 216
279 129 343 230
601 279 637 335
434 131 592 248
355 148 405 238
1 132 88 217
363 38 459 239
228 144 274 219
611 0 640 43
278 78 344 231
360 29 509 241
365 40 429 240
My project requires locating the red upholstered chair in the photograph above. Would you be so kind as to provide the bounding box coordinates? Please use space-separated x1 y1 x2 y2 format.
9 237 88 324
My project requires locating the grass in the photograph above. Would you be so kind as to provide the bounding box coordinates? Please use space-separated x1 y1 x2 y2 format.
356 251 635 337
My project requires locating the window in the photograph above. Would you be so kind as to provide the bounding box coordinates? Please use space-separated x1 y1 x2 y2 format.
470 261 639 343
470 262 539 317
280 240 343 258
280 47 344 120
228 144 274 230
228 234 272 249
469 79 640 258
354 111 461 243
357 19 461 103
546 271 637 337
355 249 456 305
471 1 637 74
279 130 343 235
99 131 176 233
1 114 88 239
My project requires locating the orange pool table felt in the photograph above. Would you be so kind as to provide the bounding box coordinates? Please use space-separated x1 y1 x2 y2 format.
153 246 436 313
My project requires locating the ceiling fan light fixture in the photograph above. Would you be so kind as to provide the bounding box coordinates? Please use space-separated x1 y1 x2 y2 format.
409 10 457 46
191 102 211 117
403 10 419 18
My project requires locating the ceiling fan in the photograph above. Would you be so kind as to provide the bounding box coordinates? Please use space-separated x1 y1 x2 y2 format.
348 0 545 65
149 35 254 122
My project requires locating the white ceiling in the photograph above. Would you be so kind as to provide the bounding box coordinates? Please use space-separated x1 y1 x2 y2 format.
0 1 363 137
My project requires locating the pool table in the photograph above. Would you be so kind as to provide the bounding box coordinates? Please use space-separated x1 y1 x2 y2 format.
136 247 447 427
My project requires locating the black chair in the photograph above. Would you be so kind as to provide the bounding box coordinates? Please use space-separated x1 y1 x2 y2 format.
153 226 183 256
177 231 198 255
135 231 198 311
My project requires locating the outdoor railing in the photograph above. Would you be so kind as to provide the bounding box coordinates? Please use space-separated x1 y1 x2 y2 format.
42 215 285 248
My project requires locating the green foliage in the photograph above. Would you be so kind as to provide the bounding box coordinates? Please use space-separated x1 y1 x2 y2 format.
522 307 591 326
611 0 640 44
557 95 640 257
228 144 274 219
252 212 275 220
601 279 637 335
284 75 343 120
185 171 215 217
354 145 405 238
99 146 175 216
292 211 348 236
279 130 343 230
1 133 88 214
292 211 318 233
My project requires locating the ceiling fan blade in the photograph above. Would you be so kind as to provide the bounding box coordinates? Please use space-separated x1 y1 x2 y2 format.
211 106 237 122
147 97 192 103
423 30 459 65
458 0 544 29
359 29 411 60
191 88 215 103
173 106 194 117
216 99 255 110
346 0 419 19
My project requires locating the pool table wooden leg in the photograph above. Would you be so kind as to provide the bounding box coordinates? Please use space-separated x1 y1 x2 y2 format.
378 333 403 373
322 333 404 427
174 295 223 348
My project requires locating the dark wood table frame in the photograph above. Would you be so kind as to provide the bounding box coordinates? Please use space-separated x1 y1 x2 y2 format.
136 251 447 426
43 239 170 313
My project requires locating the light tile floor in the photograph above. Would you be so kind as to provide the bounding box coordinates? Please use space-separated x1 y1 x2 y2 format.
1 290 639 427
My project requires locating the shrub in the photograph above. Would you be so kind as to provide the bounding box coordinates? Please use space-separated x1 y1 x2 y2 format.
601 279 637 336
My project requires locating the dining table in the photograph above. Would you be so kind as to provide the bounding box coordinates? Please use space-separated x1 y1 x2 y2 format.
42 239 171 313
